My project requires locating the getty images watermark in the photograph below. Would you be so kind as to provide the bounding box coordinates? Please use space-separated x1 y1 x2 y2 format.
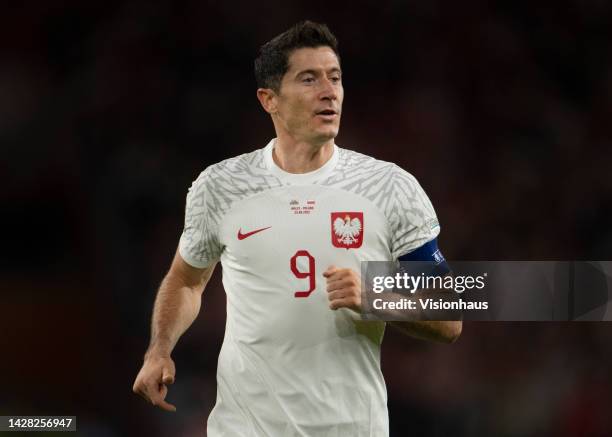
361 261 612 321
370 271 489 312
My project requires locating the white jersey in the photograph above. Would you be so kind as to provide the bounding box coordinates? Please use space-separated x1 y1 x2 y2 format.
179 139 440 437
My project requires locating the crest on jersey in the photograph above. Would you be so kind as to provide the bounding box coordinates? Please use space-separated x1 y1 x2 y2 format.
331 212 364 249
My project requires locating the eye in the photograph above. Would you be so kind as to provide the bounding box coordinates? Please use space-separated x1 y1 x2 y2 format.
330 76 341 83
302 77 315 84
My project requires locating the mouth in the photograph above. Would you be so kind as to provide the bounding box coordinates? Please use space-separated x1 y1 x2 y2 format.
315 109 338 120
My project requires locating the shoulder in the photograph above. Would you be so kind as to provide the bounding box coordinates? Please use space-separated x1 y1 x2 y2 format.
186 147 281 215
328 146 424 194
212 148 268 174
335 147 395 174
335 146 421 180
192 148 266 185
188 147 272 193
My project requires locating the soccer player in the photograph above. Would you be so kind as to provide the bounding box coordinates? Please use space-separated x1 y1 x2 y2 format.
133 21 461 436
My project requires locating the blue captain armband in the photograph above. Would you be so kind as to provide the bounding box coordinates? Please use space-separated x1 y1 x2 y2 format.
398 238 451 277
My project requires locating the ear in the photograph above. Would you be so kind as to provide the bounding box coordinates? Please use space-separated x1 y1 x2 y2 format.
257 88 278 114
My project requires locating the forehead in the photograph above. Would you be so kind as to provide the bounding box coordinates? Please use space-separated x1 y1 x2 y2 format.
285 46 340 74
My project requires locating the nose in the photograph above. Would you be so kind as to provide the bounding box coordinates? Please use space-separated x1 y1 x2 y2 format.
319 77 338 101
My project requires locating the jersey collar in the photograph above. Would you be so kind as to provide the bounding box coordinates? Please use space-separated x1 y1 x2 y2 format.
263 138 339 185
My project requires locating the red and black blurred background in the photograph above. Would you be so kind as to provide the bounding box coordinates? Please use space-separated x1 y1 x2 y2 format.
1 1 611 436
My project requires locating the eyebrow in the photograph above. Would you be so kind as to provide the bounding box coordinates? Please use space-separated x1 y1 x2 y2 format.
295 67 342 78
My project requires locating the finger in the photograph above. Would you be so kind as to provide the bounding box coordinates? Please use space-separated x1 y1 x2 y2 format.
328 288 361 306
132 379 143 395
133 376 154 400
329 290 361 305
327 275 360 291
157 400 177 412
162 366 175 385
326 277 358 292
141 373 165 403
133 382 151 402
135 381 156 405
329 297 359 311
157 384 177 412
324 271 345 283
323 266 339 277
325 272 351 286
133 369 150 394
150 384 177 412
327 289 347 302
153 395 177 412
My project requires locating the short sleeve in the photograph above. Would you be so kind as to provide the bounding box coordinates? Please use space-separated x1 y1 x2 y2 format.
387 165 441 259
178 169 222 268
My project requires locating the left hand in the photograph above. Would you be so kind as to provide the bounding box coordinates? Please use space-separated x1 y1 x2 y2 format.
323 266 362 313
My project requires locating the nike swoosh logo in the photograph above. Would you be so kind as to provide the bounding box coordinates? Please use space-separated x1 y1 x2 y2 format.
237 226 271 240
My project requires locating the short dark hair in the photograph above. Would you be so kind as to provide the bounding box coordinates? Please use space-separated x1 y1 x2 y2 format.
254 20 340 92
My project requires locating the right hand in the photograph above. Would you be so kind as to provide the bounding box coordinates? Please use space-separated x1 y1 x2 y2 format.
132 354 177 412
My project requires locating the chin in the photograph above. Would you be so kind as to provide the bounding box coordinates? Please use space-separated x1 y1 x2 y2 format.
315 127 339 143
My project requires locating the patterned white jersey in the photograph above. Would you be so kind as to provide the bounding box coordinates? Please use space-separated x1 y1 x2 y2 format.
179 139 440 437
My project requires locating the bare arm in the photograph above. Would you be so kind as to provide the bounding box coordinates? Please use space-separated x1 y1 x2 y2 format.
133 248 217 411
324 266 462 344
389 320 462 343
147 249 217 357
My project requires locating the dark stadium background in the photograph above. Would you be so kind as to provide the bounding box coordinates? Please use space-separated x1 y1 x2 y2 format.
1 1 611 436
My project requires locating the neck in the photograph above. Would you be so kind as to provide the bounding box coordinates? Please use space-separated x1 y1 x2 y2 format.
272 134 335 174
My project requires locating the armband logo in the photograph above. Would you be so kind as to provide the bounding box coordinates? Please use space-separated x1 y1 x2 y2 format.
433 249 445 265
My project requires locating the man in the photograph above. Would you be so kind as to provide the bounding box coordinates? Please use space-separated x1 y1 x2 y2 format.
133 21 461 436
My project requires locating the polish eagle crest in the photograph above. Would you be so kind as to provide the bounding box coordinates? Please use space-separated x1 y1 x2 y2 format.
331 212 364 249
